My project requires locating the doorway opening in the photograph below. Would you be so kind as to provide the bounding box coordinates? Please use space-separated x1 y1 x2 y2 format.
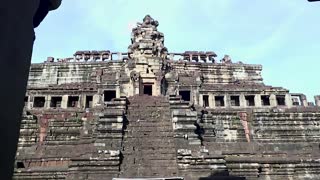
67 96 79 108
230 96 240 106
104 90 116 102
34 97 45 108
179 90 190 102
276 95 286 106
143 84 152 96
245 95 255 106
203 95 209 108
261 95 270 106
50 96 62 108
86 95 93 108
215 96 224 107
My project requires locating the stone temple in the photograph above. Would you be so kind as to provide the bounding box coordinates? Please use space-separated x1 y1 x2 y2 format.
14 15 320 180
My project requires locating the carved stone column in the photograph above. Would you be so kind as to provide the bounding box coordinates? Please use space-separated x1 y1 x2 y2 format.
269 94 277 107
45 95 51 109
92 94 101 107
224 94 229 108
225 94 230 108
199 94 203 107
285 94 293 108
61 95 68 109
240 94 246 108
254 94 262 107
301 94 308 107
209 93 215 108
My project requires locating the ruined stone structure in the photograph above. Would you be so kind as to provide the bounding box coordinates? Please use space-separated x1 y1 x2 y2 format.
14 15 320 180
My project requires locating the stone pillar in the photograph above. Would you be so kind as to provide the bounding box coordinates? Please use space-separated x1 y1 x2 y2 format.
46 96 51 109
77 95 82 108
92 94 101 107
61 95 68 109
285 94 292 108
224 94 229 108
225 95 230 108
301 94 308 107
116 86 121 98
81 94 86 109
254 94 262 107
29 96 34 108
315 96 320 107
270 94 277 107
199 94 203 107
26 96 31 109
240 94 246 108
209 93 215 108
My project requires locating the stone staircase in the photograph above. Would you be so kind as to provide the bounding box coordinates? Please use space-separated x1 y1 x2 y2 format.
120 95 178 178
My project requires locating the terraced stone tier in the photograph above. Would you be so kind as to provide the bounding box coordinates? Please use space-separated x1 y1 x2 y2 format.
252 110 320 142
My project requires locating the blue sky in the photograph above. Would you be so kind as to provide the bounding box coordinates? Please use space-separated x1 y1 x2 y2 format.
32 0 320 101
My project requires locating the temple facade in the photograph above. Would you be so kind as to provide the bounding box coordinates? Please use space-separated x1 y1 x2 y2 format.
15 15 320 180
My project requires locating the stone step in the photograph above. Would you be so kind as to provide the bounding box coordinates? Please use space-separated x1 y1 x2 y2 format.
122 144 176 149
122 154 177 161
126 121 173 125
125 127 173 131
122 149 176 155
124 135 175 139
125 122 173 127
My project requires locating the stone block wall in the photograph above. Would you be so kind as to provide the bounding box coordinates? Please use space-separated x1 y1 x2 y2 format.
252 110 320 143
14 98 126 179
171 62 263 84
18 110 39 147
27 62 123 88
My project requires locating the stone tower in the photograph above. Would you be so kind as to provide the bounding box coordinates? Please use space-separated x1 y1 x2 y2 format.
126 15 168 97
128 15 167 59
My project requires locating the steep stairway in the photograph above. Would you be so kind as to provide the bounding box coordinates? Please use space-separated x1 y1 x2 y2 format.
120 95 178 178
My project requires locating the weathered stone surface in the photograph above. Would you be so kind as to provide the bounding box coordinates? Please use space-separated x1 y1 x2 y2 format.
15 15 320 180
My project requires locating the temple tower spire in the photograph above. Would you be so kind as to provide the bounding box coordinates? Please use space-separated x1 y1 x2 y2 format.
128 15 168 59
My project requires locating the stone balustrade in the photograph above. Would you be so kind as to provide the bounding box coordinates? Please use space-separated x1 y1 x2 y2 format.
94 97 127 149
44 51 130 63
168 51 217 62
169 95 200 145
